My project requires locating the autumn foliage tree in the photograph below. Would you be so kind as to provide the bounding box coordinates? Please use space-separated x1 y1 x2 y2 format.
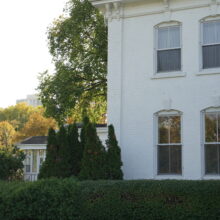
0 121 16 147
16 111 57 141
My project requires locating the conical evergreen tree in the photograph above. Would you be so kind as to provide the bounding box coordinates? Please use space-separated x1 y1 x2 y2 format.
67 123 82 176
56 125 71 178
38 128 58 179
106 125 123 180
80 116 90 154
79 122 107 180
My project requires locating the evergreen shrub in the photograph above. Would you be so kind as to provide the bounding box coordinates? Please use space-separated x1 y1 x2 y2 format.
1 179 220 220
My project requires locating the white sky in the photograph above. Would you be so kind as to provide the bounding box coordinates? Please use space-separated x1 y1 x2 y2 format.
0 0 68 108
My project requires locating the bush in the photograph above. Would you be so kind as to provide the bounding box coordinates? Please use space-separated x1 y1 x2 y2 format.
1 179 220 220
0 147 24 181
106 125 123 180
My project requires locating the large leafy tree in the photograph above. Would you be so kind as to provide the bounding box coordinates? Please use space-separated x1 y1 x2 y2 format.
38 0 107 124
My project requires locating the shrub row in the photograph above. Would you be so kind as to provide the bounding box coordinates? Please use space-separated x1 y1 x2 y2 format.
1 179 220 220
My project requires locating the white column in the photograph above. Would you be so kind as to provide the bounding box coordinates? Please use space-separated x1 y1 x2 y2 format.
107 3 123 144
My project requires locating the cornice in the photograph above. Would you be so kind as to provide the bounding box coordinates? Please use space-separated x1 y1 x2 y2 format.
90 0 220 21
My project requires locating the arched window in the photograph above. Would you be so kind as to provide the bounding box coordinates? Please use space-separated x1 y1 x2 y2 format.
201 16 220 69
202 107 220 175
155 110 182 175
155 21 182 73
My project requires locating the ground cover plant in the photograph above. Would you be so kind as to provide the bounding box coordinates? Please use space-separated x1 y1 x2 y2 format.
0 179 220 220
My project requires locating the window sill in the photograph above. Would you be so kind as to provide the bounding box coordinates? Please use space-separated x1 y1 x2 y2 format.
155 175 183 180
203 175 220 180
151 72 186 79
197 68 220 76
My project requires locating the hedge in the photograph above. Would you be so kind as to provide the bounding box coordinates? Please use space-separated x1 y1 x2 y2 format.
1 179 220 220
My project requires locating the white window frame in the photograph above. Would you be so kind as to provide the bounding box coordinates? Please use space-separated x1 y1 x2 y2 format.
154 21 183 77
202 107 220 178
199 16 220 75
154 110 183 179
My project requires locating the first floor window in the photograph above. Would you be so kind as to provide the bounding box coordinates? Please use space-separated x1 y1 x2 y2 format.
204 110 220 174
157 113 182 174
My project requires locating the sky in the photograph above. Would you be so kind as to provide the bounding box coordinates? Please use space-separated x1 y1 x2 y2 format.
0 0 68 108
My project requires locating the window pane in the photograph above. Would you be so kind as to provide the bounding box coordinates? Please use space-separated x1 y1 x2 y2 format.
158 116 169 144
157 49 181 72
205 113 217 142
158 145 182 174
25 165 31 173
158 26 180 49
170 145 182 174
203 20 220 45
158 145 169 174
205 144 219 174
170 116 181 143
203 45 220 69
32 150 37 173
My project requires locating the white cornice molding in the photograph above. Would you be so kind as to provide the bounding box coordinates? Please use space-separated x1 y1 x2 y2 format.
91 0 220 20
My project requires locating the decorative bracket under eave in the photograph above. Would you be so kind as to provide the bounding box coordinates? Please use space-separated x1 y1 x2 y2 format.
210 0 218 15
103 1 122 23
163 0 170 11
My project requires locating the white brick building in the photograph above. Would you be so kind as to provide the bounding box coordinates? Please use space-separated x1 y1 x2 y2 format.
91 0 220 180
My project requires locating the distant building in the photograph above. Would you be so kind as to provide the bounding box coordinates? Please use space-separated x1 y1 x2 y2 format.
17 124 108 181
16 94 42 107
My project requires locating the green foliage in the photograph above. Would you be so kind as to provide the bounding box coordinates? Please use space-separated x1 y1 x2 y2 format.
38 0 107 124
106 125 123 180
80 116 90 156
57 125 72 178
0 146 24 180
38 128 58 179
67 123 82 176
79 121 107 180
2 179 220 220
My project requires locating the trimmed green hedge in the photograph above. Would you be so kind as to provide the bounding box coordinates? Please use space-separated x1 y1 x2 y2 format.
1 179 220 220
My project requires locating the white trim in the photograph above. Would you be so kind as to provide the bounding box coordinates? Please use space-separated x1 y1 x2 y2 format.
18 145 46 150
151 72 186 79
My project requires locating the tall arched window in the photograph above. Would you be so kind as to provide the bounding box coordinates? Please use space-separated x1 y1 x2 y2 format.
203 108 220 175
156 110 182 175
155 21 182 73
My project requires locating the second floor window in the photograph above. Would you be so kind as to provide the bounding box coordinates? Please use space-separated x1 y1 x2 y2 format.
202 19 220 69
156 25 181 73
